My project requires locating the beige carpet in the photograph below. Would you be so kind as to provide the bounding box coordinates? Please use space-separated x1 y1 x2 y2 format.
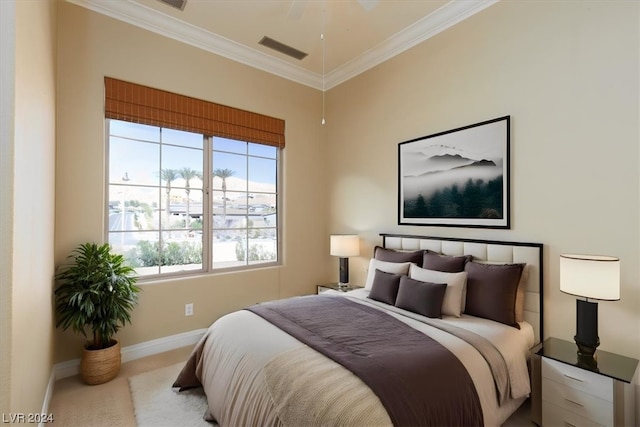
49 346 193 427
129 362 211 427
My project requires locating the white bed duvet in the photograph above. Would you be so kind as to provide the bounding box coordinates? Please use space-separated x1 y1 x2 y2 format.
175 289 535 427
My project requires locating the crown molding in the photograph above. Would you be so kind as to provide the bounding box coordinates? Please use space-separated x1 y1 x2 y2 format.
66 0 496 91
66 0 323 89
324 0 498 89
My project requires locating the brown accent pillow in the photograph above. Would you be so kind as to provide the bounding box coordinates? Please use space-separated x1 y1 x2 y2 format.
395 276 447 318
464 261 525 328
423 251 472 273
368 269 402 305
374 246 424 264
475 261 529 323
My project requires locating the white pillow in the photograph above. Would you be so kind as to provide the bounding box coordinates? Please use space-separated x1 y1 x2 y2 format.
364 259 412 290
409 264 467 317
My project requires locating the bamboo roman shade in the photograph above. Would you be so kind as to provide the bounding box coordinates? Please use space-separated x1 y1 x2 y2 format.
104 77 285 148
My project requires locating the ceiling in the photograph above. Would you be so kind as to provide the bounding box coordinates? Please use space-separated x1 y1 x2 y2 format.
67 0 497 90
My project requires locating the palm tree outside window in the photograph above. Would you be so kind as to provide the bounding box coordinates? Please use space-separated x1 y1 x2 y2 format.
213 168 235 225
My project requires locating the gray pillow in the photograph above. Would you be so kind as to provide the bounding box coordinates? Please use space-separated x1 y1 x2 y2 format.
464 261 525 328
374 246 424 264
395 276 447 318
423 251 472 273
368 269 402 305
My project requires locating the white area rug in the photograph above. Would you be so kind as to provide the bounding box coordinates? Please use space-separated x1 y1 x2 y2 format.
129 362 213 427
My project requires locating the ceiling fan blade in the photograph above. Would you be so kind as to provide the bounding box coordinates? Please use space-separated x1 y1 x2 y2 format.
288 0 308 20
357 0 380 12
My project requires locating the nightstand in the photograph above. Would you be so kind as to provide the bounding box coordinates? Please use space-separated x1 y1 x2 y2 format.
317 283 361 294
537 337 638 427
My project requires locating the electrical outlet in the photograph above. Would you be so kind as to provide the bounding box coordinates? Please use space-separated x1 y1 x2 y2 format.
185 303 194 316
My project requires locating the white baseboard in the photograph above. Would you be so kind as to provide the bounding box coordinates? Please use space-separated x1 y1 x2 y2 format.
38 370 56 427
54 358 81 381
53 328 207 380
120 328 207 364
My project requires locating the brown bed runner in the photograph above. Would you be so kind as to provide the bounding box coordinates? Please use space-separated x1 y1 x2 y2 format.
246 295 483 427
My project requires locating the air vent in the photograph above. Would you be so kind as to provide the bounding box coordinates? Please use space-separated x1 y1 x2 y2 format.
156 0 187 11
259 36 308 60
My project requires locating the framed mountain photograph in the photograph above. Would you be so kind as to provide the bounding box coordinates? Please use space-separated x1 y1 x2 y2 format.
398 116 510 228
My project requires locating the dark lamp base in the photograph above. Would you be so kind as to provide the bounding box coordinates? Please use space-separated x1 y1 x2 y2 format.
576 352 599 372
574 335 599 357
338 257 349 284
574 299 599 357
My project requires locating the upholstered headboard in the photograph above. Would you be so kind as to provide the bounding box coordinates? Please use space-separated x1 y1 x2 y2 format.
380 233 544 345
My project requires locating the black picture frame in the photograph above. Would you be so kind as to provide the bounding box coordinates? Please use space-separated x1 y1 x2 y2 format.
398 116 510 228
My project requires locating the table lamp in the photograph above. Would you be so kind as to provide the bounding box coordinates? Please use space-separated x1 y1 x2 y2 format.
560 254 620 357
330 235 359 288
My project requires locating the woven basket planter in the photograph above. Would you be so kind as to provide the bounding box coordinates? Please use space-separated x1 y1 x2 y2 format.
80 340 121 385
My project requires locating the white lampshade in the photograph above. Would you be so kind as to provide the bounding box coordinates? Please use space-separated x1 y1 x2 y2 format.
560 254 620 301
330 235 360 257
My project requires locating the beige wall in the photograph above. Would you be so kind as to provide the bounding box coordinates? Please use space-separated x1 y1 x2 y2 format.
327 0 639 362
54 2 329 363
1 0 58 415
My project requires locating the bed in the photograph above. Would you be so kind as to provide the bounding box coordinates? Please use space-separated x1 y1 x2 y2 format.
174 234 544 426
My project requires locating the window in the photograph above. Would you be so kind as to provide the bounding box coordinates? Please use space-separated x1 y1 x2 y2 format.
104 78 283 279
107 120 280 278
211 137 278 270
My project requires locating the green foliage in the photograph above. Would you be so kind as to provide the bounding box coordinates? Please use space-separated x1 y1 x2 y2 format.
404 176 504 219
128 240 202 267
54 243 140 350
248 244 275 261
213 168 235 182
178 167 200 188
133 240 158 267
127 200 153 217
235 240 275 262
160 169 179 185
235 241 246 261
164 242 194 265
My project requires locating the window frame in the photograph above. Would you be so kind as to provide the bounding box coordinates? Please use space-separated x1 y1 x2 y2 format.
104 120 282 282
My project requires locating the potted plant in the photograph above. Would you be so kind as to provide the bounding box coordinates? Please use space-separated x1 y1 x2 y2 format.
54 242 141 385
